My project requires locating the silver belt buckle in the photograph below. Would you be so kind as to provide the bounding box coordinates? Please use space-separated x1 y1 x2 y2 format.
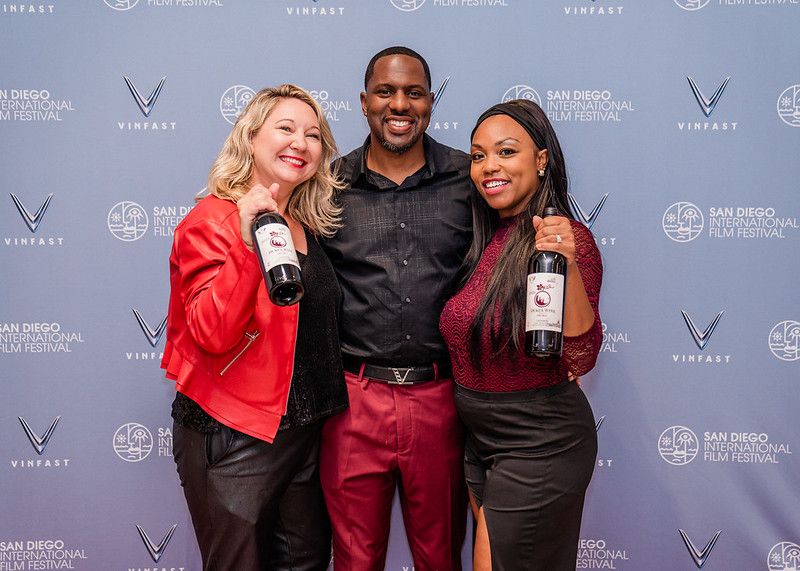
391 367 414 384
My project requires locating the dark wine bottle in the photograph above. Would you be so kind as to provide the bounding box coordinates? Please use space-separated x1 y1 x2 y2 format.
251 211 304 306
525 206 567 359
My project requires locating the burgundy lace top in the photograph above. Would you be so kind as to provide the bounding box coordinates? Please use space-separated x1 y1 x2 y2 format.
440 216 603 392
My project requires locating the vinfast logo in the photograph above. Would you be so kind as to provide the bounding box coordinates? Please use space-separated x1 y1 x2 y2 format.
428 76 459 132
19 416 61 455
10 193 53 233
681 310 724 350
502 85 541 105
678 529 722 568
390 0 425 11
678 77 737 132
688 76 730 118
124 76 166 117
768 320 800 362
132 308 167 348
658 425 699 466
220 85 255 125
674 0 710 10
568 193 608 230
430 76 450 117
136 524 177 563
768 541 800 570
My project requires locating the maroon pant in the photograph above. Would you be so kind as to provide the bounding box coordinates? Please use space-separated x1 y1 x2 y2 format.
320 369 467 571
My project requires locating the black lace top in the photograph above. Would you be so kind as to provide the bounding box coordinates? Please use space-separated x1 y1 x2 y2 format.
172 230 348 433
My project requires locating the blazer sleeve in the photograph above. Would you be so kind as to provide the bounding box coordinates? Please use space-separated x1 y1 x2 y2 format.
173 215 264 354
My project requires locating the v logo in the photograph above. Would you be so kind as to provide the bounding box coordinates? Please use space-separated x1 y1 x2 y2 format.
136 524 177 563
132 308 167 348
10 193 54 233
431 76 451 116
678 529 722 568
18 416 61 455
124 76 167 117
687 76 730 118
681 310 724 351
568 193 609 230
595 416 606 432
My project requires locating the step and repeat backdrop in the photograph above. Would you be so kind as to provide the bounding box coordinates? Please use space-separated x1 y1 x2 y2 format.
1 1 798 570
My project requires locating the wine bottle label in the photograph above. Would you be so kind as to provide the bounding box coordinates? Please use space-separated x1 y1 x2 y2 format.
525 272 565 333
254 223 300 271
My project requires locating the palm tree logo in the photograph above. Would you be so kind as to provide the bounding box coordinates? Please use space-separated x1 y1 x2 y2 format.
108 201 149 241
663 202 704 243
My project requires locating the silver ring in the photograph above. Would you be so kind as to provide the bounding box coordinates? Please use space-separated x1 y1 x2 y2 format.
555 234 563 244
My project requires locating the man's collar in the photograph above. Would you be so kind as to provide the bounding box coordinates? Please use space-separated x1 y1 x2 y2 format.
345 134 460 185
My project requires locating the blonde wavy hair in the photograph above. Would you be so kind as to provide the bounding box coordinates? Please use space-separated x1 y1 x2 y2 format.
207 84 343 237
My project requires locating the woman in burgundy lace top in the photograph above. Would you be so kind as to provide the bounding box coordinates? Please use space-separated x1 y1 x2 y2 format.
440 99 603 570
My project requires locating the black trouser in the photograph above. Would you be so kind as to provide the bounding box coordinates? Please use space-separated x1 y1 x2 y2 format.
173 420 331 571
456 381 597 571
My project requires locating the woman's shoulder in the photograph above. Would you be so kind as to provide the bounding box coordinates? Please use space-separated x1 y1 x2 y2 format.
179 195 239 231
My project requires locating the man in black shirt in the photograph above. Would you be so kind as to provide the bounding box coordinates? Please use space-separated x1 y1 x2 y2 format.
320 47 472 570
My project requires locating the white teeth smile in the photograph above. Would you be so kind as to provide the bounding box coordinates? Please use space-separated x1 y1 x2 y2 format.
280 156 304 166
388 120 411 127
485 180 507 188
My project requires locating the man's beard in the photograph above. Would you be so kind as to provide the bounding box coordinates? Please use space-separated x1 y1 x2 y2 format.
378 130 422 155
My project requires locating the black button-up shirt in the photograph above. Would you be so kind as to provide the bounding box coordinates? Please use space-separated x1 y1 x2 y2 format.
323 134 473 367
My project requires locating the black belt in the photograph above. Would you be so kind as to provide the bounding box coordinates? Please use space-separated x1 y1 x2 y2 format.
342 354 451 385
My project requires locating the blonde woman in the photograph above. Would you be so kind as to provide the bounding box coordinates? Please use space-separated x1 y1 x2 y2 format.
162 84 346 570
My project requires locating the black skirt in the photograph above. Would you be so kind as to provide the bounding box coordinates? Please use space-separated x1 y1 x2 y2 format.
455 380 597 571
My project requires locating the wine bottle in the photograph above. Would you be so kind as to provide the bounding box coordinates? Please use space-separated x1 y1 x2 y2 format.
251 211 304 306
525 206 567 358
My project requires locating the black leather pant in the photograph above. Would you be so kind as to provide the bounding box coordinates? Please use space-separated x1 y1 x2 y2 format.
173 420 331 570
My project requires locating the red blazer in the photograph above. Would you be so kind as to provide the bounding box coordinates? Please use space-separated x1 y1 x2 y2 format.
161 195 298 443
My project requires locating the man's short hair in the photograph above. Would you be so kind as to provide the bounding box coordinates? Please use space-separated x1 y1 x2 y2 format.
364 46 432 90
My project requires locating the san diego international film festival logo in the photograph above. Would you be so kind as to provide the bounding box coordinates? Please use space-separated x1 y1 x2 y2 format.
390 0 509 11
118 75 176 131
113 418 173 462
659 424 792 466
113 423 154 462
0 87 75 122
658 425 699 466
502 83 635 124
674 0 710 10
769 320 800 362
104 0 222 11
5 192 65 248
220 84 256 125
664 201 798 241
678 75 738 132
107 200 192 241
777 84 800 128
768 541 800 571
108 200 148 241
11 415 71 469
663 201 704 242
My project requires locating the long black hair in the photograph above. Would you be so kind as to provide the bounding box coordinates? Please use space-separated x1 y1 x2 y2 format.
462 99 574 364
